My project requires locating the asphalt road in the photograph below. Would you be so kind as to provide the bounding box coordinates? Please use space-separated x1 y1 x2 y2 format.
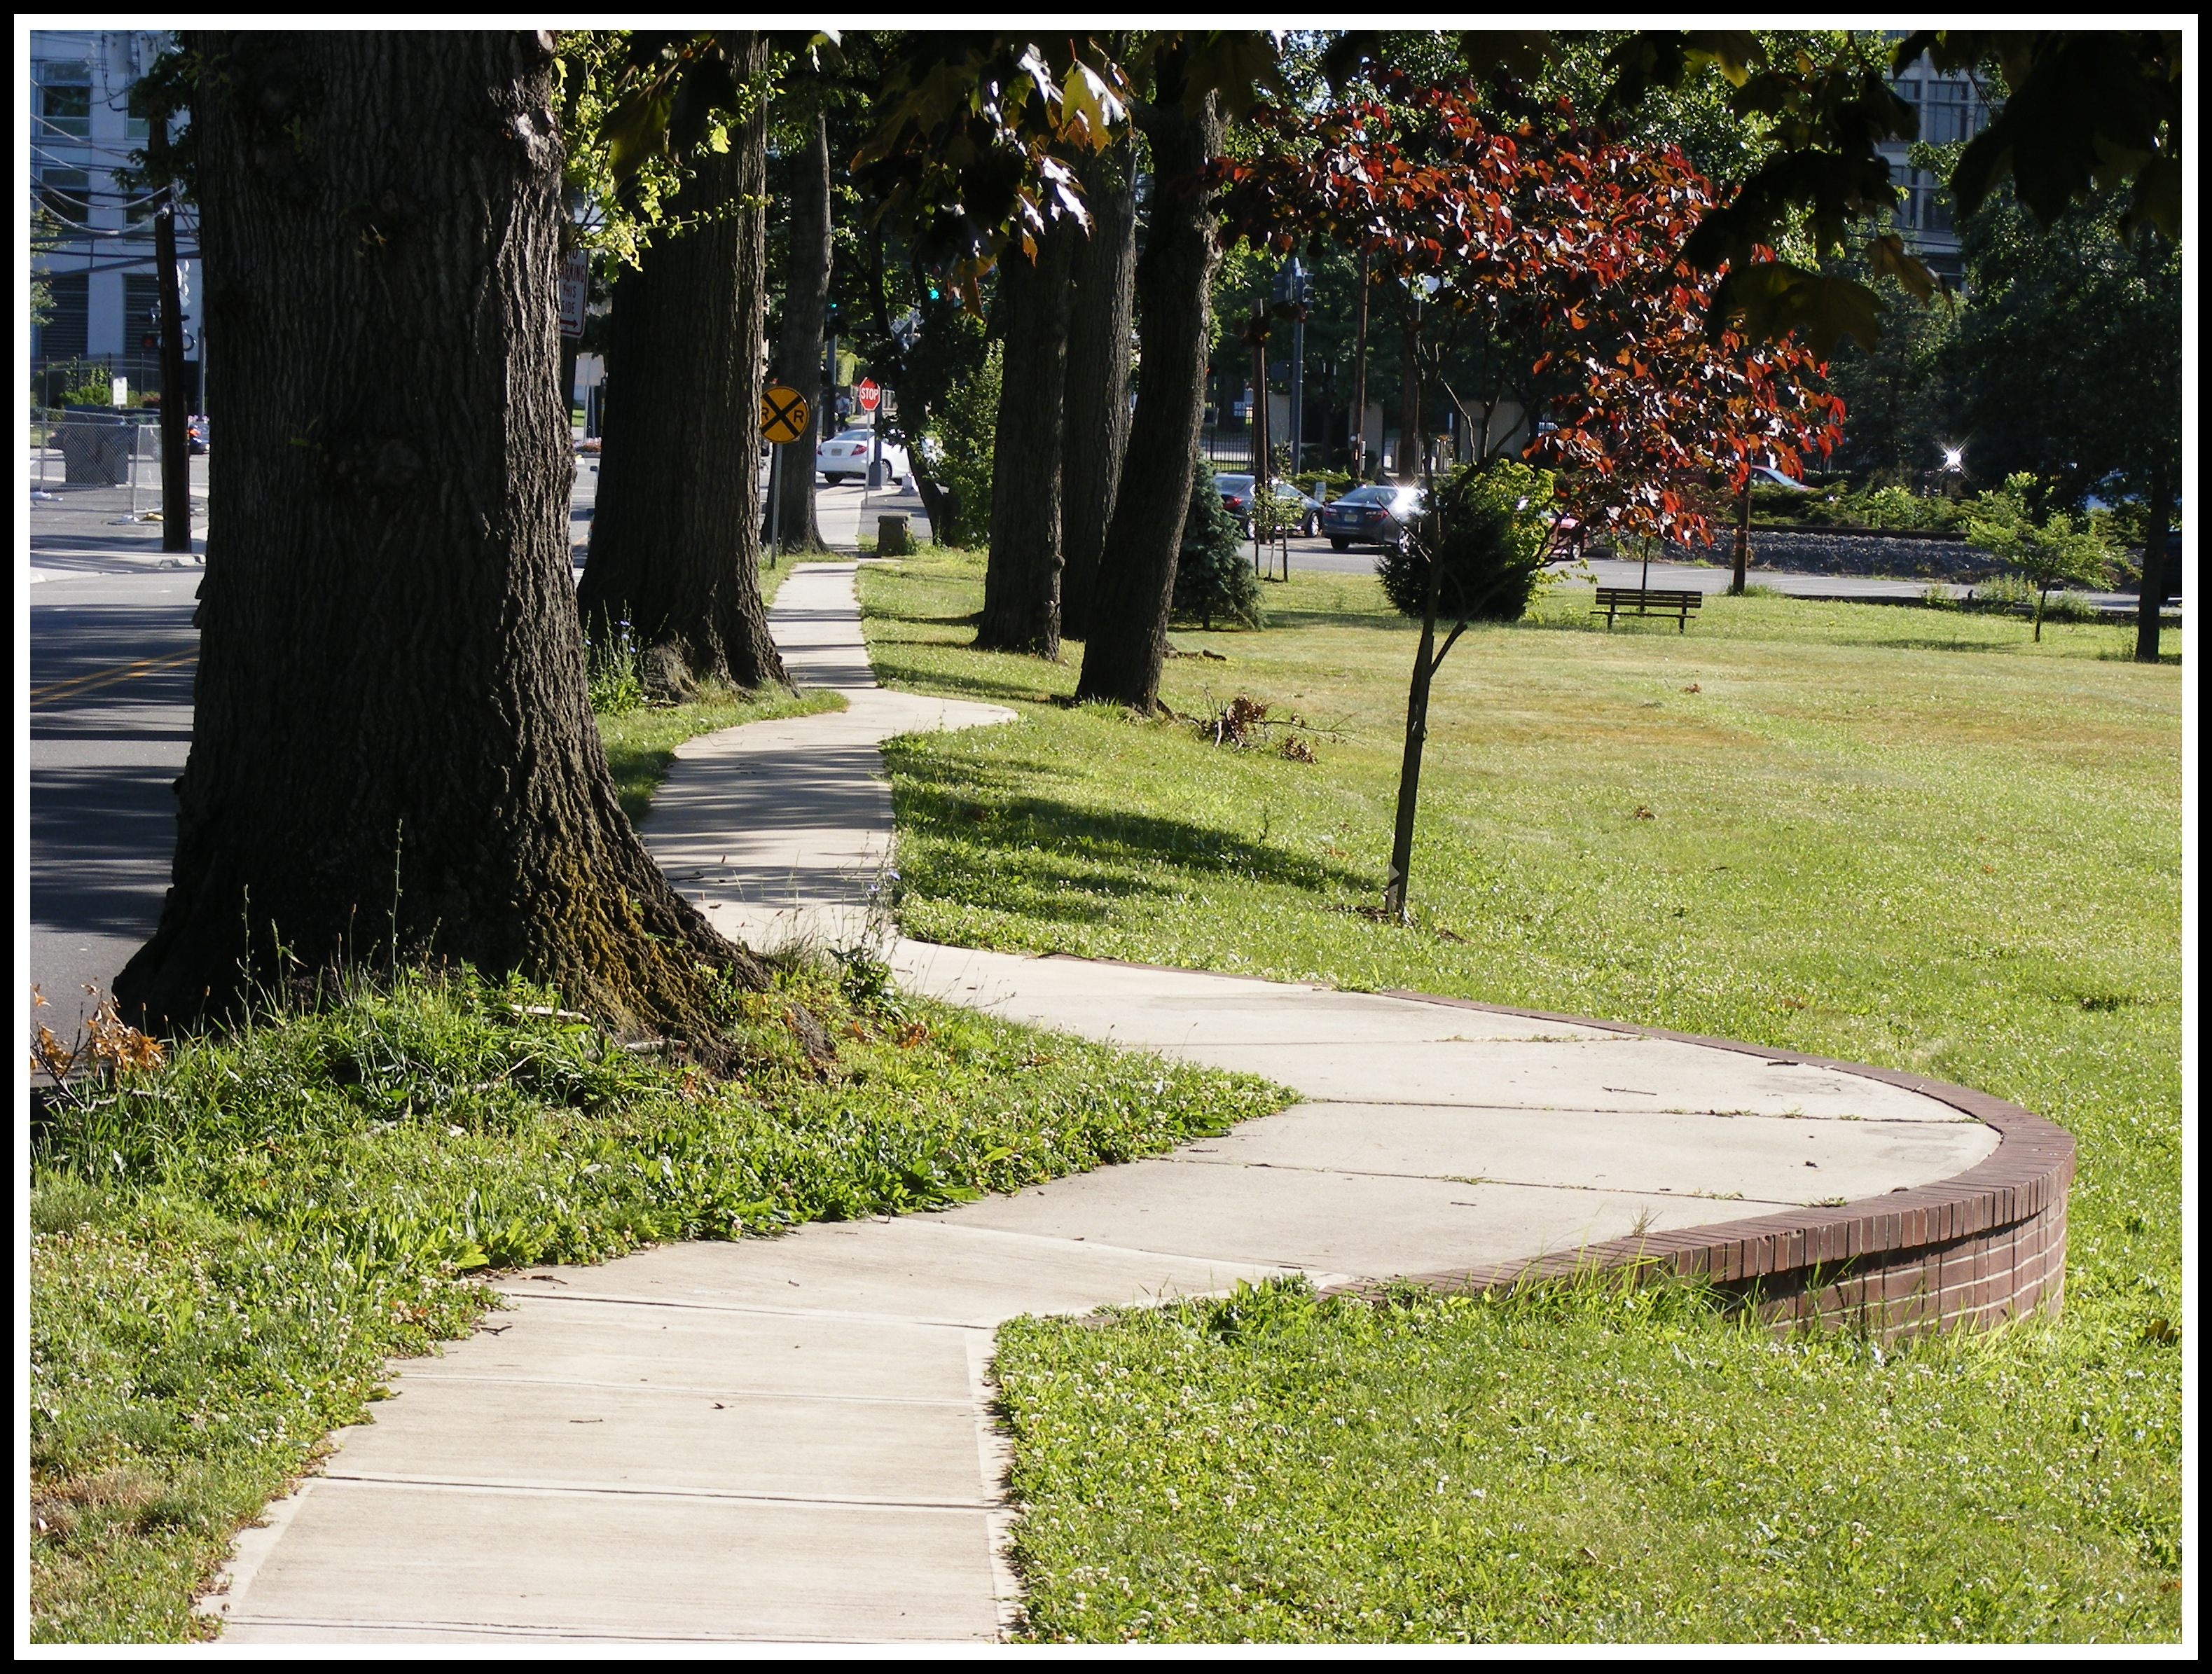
27 567 201 1042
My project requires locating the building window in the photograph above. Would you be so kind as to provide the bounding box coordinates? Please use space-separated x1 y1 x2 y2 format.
1918 78 1983 144
1885 159 1953 236
36 60 93 139
38 271 90 363
1890 73 1987 147
37 168 92 228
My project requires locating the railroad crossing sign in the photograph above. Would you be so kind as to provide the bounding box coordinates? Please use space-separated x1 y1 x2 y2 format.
856 378 880 412
759 384 810 445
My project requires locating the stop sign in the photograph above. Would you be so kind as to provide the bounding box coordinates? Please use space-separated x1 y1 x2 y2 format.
857 378 880 412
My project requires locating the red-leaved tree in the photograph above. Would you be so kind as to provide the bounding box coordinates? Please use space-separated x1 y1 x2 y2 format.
1215 76 1844 916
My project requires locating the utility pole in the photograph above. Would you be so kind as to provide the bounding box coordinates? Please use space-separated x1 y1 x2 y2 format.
147 100 191 555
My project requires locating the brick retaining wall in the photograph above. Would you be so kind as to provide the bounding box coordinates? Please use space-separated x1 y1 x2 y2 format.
1365 992 2074 1344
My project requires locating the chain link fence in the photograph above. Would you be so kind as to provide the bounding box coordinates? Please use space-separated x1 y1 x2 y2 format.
29 407 206 534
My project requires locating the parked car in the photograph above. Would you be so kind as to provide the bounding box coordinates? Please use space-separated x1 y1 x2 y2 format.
1319 483 1424 551
1215 473 1323 537
1748 464 1812 492
816 427 908 485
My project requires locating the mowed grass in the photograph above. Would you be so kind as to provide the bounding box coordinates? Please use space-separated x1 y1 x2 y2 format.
28 965 1285 1642
595 557 843 822
858 549 2183 1643
598 686 844 824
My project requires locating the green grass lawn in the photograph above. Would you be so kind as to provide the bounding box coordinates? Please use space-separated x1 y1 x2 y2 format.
859 549 2183 1644
29 967 1283 1642
598 686 845 824
27 569 1287 1643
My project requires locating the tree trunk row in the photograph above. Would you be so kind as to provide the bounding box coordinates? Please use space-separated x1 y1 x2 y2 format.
576 32 787 699
119 29 768 1038
1058 139 1140 644
976 221 1077 656
1074 47 1226 711
772 109 833 555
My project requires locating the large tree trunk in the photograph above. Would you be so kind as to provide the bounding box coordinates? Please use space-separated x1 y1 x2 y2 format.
772 109 832 553
2134 459 2170 663
1073 53 1224 711
576 33 786 698
976 223 1076 656
116 30 767 1038
1058 139 1139 644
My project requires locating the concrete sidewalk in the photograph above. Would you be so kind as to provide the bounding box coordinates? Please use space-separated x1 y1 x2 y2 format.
202 562 1997 1644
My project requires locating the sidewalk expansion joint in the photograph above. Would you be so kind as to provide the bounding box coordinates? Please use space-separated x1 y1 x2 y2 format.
399 1371 975 1408
215 1614 925 1644
485 1289 1001 1331
319 1471 996 1514
1170 1156 1812 1204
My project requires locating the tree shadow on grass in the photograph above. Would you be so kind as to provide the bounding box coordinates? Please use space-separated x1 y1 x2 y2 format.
886 746 1377 924
873 660 1072 707
1873 636 2030 654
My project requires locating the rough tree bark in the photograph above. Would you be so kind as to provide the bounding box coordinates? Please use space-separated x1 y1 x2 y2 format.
976 221 1077 656
1057 137 1140 644
772 109 832 553
116 30 770 1038
576 32 787 698
1073 51 1224 711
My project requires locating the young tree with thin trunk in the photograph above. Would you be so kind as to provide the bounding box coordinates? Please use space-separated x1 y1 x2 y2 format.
1074 45 1226 712
116 29 773 1040
1058 137 1140 643
771 108 834 553
1217 75 1841 918
576 33 788 699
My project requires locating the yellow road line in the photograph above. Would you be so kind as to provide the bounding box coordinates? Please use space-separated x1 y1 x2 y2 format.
30 648 198 707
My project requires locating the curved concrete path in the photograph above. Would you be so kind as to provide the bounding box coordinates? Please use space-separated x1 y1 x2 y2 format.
204 562 1998 1644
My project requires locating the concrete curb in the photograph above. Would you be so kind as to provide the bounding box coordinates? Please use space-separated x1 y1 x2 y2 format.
1026 951 2073 1340
1355 991 2073 1338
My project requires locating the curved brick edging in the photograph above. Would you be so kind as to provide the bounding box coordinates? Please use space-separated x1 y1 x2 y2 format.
1356 990 2074 1342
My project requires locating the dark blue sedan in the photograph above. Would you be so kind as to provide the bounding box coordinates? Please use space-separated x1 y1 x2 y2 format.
1319 483 1424 552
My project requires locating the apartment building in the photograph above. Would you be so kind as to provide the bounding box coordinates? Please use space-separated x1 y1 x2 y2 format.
1881 41 1995 282
29 28 201 405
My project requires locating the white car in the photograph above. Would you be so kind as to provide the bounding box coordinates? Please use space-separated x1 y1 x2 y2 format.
816 427 908 486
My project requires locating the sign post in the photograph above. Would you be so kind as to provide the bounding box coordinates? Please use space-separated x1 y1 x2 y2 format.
858 380 885 489
760 383 811 569
558 249 588 338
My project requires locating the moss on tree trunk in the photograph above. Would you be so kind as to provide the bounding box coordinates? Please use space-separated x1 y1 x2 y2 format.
117 30 769 1042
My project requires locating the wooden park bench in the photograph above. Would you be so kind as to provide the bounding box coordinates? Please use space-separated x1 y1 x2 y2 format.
1592 586 1703 632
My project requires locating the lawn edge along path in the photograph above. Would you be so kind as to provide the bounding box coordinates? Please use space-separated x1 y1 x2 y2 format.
198 561 2075 1646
